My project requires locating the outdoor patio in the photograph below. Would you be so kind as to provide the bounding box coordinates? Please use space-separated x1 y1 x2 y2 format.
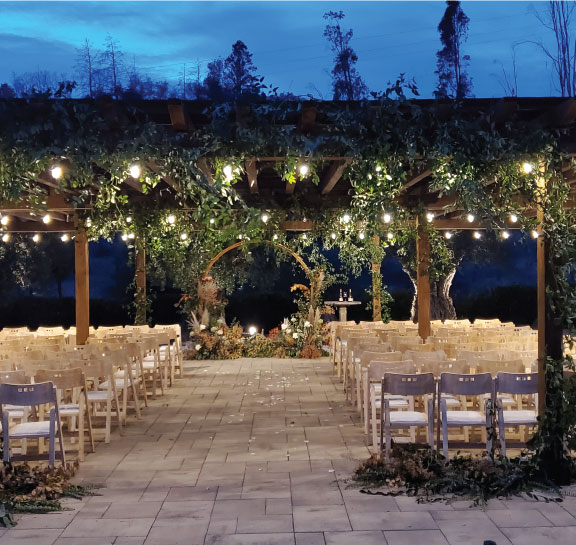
2 357 576 545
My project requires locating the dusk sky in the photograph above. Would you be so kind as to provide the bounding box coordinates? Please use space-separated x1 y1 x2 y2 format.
0 1 564 98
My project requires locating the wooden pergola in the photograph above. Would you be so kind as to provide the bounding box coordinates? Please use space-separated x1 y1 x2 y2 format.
1 97 576 414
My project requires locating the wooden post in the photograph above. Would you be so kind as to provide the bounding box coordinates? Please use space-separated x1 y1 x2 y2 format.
135 237 147 325
416 217 431 341
74 227 90 345
371 235 382 322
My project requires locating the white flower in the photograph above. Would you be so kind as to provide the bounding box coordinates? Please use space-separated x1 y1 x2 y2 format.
200 324 207 330
217 329 224 335
210 326 217 333
286 328 292 334
281 323 288 330
291 317 297 322
195 344 202 351
217 317 225 324
292 332 299 339
304 321 311 328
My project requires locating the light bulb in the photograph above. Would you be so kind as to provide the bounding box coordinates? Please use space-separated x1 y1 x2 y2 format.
50 166 62 179
501 231 510 240
383 213 391 224
532 230 540 239
238 234 243 240
302 234 307 240
129 164 141 178
180 233 187 241
299 164 309 177
126 216 132 223
426 212 434 222
473 231 482 240
0 216 9 226
273 234 278 240
128 233 135 240
32 234 40 243
61 234 70 242
522 162 534 174
2 234 9 242
121 234 128 241
387 232 393 240
359 232 365 240
444 232 453 239
42 214 51 224
248 326 257 336
167 214 175 225
223 164 233 181
331 233 336 240
509 214 518 223
342 213 351 223
209 218 215 224
466 213 475 223
375 165 382 173
261 214 269 223
85 218 92 227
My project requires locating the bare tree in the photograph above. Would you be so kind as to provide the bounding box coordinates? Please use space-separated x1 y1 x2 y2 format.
12 70 63 96
102 34 124 97
495 44 520 97
536 1 576 96
75 39 96 97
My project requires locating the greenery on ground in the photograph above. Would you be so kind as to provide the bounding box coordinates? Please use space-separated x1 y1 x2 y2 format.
352 445 561 507
0 462 94 527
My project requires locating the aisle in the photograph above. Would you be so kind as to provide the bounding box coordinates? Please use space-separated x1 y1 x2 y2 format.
2 358 576 545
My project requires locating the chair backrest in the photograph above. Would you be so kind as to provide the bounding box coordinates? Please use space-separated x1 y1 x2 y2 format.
0 381 56 406
360 351 402 367
383 372 436 396
0 370 28 384
476 358 524 376
496 372 539 395
358 342 391 353
405 350 446 363
35 367 85 390
439 372 494 396
367 359 415 380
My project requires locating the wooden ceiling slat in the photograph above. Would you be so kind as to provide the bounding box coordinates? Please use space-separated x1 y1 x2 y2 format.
319 159 349 195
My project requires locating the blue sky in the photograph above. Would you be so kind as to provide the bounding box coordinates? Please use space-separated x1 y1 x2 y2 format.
0 1 562 98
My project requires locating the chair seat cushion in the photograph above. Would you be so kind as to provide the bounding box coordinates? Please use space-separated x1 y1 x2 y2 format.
99 378 140 390
387 411 428 425
87 390 112 402
373 396 410 409
441 394 461 407
500 410 538 425
59 404 80 415
444 410 486 426
10 421 51 437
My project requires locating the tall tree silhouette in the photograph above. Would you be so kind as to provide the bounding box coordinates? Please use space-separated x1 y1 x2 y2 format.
203 59 228 101
76 39 96 98
102 34 124 97
435 1 473 99
323 11 368 100
223 41 259 99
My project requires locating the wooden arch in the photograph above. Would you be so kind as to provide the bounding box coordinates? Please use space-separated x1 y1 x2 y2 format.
203 240 312 279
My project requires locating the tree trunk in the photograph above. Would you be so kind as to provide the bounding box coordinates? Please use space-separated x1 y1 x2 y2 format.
407 266 457 322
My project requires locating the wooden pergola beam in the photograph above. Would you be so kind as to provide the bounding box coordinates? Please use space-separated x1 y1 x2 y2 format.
168 101 190 131
196 158 214 185
245 159 258 194
285 180 296 195
319 159 349 195
146 160 184 193
416 217 431 341
74 226 90 345
401 168 432 192
123 177 144 193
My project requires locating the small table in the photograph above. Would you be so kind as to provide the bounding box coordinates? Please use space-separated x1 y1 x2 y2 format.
325 300 362 322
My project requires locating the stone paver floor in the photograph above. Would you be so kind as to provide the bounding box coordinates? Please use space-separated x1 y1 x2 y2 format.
2 357 576 545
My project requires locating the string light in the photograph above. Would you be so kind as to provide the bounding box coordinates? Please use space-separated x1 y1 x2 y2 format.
1 234 9 243
223 164 233 181
375 165 382 173
532 230 540 239
331 233 336 240
85 218 92 227
248 326 257 335
473 231 482 240
261 214 269 223
128 233 135 240
383 213 391 223
238 234 243 240
32 234 40 243
42 214 51 224
299 164 309 176
466 213 475 223
129 164 141 178
50 166 62 179
180 233 188 241
444 232 453 239
273 234 278 240
126 216 132 223
426 212 434 222
209 218 215 224
302 233 307 240
61 234 70 242
387 232 394 240
167 214 176 225
342 213 351 223
509 214 518 223
121 233 128 241
0 216 9 226
359 232 365 240
522 162 534 174
501 230 510 240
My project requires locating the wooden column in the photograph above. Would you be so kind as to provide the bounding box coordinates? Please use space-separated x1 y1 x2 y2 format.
74 227 90 345
371 235 382 322
135 237 147 325
416 218 431 341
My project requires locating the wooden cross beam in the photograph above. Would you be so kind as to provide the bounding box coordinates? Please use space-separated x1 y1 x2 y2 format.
245 159 258 194
319 159 350 195
400 168 433 192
